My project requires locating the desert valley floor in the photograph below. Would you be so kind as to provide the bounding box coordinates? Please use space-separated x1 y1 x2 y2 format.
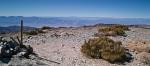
1 26 150 66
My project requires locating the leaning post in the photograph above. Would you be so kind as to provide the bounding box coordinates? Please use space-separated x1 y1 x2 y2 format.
20 20 23 47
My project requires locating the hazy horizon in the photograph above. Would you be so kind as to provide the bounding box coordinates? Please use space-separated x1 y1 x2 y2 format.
0 16 150 19
0 17 150 28
0 0 150 27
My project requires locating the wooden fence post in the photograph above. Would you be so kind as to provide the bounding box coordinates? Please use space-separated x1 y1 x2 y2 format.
20 20 23 47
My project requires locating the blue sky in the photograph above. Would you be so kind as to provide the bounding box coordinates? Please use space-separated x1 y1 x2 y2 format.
0 0 150 18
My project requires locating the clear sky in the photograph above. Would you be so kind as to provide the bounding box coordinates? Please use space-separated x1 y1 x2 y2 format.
0 0 150 18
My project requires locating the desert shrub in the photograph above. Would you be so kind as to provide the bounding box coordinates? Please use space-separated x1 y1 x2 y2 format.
81 36 125 63
25 29 47 35
93 33 102 37
0 32 6 34
114 28 126 36
41 26 52 30
99 27 112 33
101 41 125 62
99 28 126 36
37 29 46 33
25 30 38 35
98 25 128 36
112 24 129 31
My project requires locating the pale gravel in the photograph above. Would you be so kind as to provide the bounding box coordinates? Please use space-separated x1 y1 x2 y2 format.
2 27 150 66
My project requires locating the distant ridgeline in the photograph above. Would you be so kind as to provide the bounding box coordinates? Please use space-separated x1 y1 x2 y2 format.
0 16 150 32
0 24 150 33
0 26 36 33
0 16 150 27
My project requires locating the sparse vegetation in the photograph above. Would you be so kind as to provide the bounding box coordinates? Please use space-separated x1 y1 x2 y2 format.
112 24 130 31
37 29 46 33
24 29 47 35
98 27 112 33
114 28 126 36
81 36 126 63
25 30 38 35
0 32 6 34
41 26 52 30
98 24 129 36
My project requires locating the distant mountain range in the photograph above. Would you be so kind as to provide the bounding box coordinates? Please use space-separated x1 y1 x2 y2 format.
1 16 150 32
0 26 36 33
0 16 150 28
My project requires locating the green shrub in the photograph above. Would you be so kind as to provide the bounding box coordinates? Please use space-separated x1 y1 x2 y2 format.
81 36 125 63
41 26 52 30
25 30 38 35
101 41 125 62
98 27 112 33
0 32 6 34
112 24 129 31
114 28 126 36
25 29 47 35
37 29 46 33
98 25 128 36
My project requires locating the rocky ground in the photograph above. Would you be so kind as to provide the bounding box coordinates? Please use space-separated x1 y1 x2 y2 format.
0 26 150 66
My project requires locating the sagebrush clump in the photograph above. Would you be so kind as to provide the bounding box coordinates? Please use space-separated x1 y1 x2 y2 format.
114 28 126 36
112 24 130 31
37 29 46 33
81 36 125 63
25 30 38 35
25 29 47 35
41 26 52 30
98 25 129 36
